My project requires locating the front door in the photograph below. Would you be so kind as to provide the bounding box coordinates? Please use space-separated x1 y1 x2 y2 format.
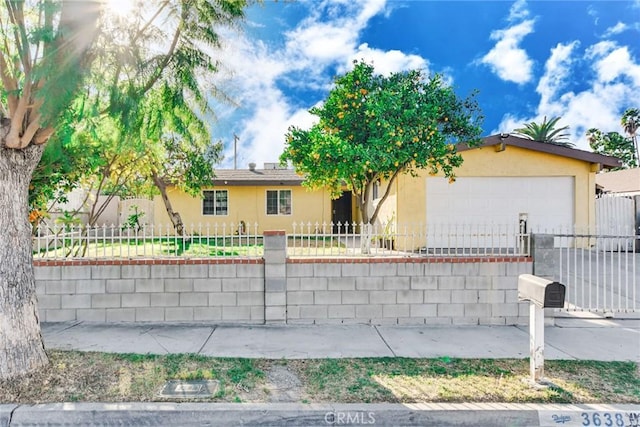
332 191 352 233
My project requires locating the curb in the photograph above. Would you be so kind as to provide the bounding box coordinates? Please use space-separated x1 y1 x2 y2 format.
1 403 639 427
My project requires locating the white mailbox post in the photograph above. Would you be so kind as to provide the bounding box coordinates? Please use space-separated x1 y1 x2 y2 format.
517 274 566 383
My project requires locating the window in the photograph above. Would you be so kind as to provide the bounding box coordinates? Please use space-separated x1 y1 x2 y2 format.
203 190 228 215
372 180 380 199
266 190 292 215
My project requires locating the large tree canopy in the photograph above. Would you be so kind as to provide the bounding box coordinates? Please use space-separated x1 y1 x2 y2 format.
30 0 243 230
0 0 250 380
281 60 483 226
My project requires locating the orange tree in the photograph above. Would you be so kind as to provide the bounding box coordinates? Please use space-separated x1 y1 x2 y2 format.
281 60 483 226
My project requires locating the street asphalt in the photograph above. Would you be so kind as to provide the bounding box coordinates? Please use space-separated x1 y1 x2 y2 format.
1 317 638 426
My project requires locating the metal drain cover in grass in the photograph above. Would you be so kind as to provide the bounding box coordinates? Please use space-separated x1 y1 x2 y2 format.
159 380 220 398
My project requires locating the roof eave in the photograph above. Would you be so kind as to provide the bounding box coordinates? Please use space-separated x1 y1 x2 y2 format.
211 179 304 186
458 134 623 169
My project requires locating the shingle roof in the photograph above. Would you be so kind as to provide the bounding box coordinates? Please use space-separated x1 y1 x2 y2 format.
458 134 623 169
212 168 304 186
595 168 640 194
205 135 623 187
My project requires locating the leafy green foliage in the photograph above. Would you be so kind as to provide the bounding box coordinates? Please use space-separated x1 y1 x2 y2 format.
621 108 639 137
281 60 483 224
30 1 245 223
513 116 573 147
122 205 145 231
139 83 222 198
587 128 637 169
620 107 639 165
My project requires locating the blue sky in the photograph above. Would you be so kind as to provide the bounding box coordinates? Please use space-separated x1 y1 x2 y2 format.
209 0 640 168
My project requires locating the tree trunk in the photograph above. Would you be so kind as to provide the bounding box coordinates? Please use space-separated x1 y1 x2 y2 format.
353 191 373 255
152 172 185 236
0 144 49 380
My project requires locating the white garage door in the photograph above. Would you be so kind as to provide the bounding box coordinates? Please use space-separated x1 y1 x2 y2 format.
426 177 574 232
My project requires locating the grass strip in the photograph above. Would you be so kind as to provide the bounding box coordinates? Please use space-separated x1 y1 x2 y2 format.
1 351 637 404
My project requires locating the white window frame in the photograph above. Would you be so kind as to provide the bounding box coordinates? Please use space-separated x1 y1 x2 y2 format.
265 189 292 216
372 179 381 200
202 190 228 216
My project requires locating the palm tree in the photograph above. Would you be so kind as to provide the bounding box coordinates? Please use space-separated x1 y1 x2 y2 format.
513 116 574 147
621 108 640 165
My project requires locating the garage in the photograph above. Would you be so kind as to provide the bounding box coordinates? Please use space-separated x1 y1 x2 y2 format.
426 176 575 232
393 135 622 251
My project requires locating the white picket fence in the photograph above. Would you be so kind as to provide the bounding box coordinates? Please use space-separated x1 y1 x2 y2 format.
289 221 529 257
32 222 262 259
33 222 530 259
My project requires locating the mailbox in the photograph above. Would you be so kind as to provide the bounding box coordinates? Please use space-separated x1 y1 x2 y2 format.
518 274 566 308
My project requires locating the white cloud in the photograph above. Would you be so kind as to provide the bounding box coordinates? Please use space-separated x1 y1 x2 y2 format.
479 1 536 84
480 20 536 84
536 41 579 114
351 43 429 75
508 0 530 21
495 40 640 151
603 22 628 37
208 0 432 167
286 21 358 64
587 42 640 86
587 5 599 25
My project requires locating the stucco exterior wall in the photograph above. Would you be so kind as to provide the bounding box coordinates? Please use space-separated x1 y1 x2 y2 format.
154 185 332 234
395 145 596 229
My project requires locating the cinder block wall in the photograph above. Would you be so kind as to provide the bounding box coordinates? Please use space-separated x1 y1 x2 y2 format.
35 260 265 324
286 258 532 325
34 235 533 325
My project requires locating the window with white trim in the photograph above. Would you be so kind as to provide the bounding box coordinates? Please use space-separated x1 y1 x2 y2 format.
372 180 380 199
202 190 228 215
266 190 292 215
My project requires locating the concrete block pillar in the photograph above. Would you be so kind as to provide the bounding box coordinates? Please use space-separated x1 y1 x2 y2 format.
530 234 559 324
530 234 556 280
263 230 287 324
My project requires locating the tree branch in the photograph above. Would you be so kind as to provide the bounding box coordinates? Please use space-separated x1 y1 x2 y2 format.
34 127 55 144
5 1 32 78
0 49 18 114
139 25 181 97
5 95 29 148
18 111 42 148
369 168 401 225
132 0 170 45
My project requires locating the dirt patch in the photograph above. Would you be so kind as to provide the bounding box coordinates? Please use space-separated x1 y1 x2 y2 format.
263 364 308 402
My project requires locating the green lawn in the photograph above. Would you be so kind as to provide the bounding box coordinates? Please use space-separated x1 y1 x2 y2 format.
2 351 638 404
33 235 354 258
33 236 264 258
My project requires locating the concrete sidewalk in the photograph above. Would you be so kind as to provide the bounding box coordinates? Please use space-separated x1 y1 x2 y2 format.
42 317 640 362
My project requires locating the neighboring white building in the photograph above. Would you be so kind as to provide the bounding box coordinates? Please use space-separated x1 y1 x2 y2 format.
596 168 640 197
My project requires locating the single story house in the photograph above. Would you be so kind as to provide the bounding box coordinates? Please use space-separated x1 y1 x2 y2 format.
153 135 621 237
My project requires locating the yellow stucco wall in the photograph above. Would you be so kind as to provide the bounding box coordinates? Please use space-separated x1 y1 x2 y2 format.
155 145 598 238
393 144 597 230
153 185 331 234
